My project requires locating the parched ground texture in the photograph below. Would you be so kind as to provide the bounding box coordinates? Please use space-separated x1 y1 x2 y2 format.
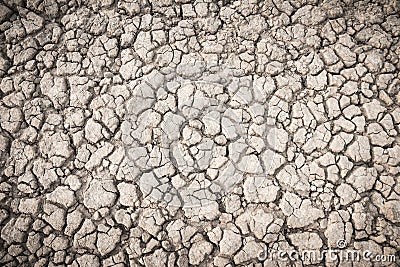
0 0 400 266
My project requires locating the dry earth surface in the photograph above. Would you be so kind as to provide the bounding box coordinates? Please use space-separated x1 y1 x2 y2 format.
0 0 400 266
